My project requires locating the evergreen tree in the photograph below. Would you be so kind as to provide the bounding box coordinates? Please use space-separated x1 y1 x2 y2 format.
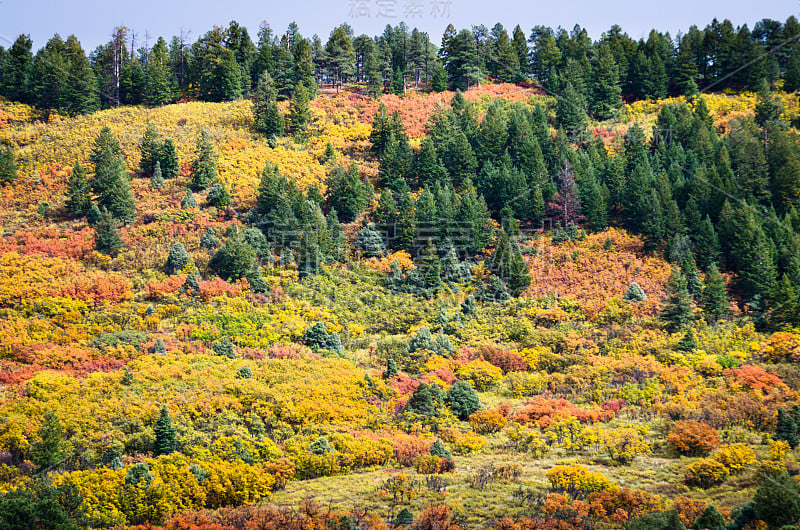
754 80 781 127
623 282 648 303
660 268 695 333
591 45 622 120
253 73 284 137
209 235 257 281
165 242 191 275
159 139 179 179
692 505 725 530
65 163 91 215
153 404 177 456
447 380 482 420
325 164 368 223
190 130 218 190
206 183 232 209
288 84 311 135
86 204 101 225
556 81 588 131
383 357 398 379
139 122 161 177
90 126 135 223
431 64 448 91
0 145 17 184
355 223 386 257
776 407 799 448
751 473 800 529
701 263 729 322
31 410 64 473
785 50 800 93
150 161 165 189
681 255 704 299
94 208 124 257
487 229 530 296
405 382 439 416
180 189 197 209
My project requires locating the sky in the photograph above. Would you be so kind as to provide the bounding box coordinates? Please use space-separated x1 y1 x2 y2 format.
1 0 799 52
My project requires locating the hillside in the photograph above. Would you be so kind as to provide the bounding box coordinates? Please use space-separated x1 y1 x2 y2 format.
0 77 800 530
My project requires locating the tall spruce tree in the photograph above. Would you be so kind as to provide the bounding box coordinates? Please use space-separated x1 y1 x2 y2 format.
190 130 218 190
153 404 177 456
660 267 695 332
65 163 91 215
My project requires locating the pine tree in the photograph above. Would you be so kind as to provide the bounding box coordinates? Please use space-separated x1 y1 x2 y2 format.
754 80 781 127
165 242 191 275
153 404 177 456
693 505 725 530
355 223 386 257
488 229 530 296
65 163 92 215
660 268 695 333
0 145 17 184
681 255 704 300
591 45 622 120
325 163 368 223
288 84 311 135
556 82 588 131
776 407 799 448
31 410 64 472
190 130 217 190
180 189 197 209
94 208 124 257
383 357 398 379
447 380 482 420
158 139 179 179
206 183 232 209
139 122 161 176
623 282 647 303
209 235 257 281
150 160 165 189
91 126 135 223
785 50 800 93
253 73 284 137
701 263 729 322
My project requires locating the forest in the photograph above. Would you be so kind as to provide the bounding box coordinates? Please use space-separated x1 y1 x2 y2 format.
1 12 800 530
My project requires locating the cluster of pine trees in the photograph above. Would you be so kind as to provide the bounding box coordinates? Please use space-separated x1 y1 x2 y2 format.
4 16 800 115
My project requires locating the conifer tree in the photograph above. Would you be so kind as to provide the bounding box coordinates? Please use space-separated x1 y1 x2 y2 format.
206 183 232 209
253 73 284 137
776 407 799 448
325 163 368 223
488 229 530 296
139 122 161 176
65 163 92 215
660 268 695 332
150 160 165 189
190 130 218 190
159 139 179 179
447 380 482 420
94 208 124 257
701 263 729 322
624 282 647 303
153 404 177 456
289 84 311 135
165 242 191 275
180 189 197 209
0 145 17 184
31 410 64 472
91 126 135 223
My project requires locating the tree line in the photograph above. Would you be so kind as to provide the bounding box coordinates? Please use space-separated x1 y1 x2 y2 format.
2 16 800 115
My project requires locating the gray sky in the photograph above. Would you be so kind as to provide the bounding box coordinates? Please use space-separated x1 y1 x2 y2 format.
1 0 798 51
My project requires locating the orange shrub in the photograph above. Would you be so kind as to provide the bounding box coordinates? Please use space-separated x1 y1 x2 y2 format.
667 420 720 457
469 410 508 434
